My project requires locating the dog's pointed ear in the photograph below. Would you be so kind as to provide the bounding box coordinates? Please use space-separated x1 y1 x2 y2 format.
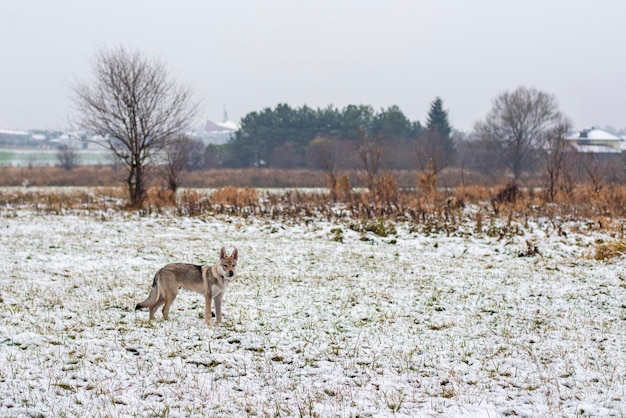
232 247 238 261
220 247 226 260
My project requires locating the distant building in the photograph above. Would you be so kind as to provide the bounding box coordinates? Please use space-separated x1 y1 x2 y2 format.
0 129 32 146
196 118 239 145
565 128 624 154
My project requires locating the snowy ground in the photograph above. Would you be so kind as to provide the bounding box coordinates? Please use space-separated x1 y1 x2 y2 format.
0 206 625 417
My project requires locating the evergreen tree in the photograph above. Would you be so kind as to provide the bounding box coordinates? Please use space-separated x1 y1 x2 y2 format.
411 120 423 139
425 97 455 161
339 104 374 140
372 105 413 140
426 97 452 139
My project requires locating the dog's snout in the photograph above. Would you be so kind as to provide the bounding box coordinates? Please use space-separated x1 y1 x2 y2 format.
228 271 234 277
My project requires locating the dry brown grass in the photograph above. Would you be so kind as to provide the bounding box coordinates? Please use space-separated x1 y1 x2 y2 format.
146 187 177 207
183 168 327 188
211 186 259 208
0 166 330 188
0 166 485 189
3 166 626 237
2 183 626 240
455 185 493 202
0 187 127 212
592 240 626 261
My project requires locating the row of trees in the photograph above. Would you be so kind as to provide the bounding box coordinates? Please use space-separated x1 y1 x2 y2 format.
224 103 423 168
212 99 455 187
216 88 582 203
70 45 615 207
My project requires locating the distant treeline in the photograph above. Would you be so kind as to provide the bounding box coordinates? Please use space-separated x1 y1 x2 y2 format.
202 99 454 173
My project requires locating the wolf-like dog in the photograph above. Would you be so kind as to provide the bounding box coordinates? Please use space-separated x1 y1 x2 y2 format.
135 247 238 325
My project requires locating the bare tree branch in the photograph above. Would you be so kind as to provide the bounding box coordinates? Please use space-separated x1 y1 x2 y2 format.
357 130 386 191
540 119 572 202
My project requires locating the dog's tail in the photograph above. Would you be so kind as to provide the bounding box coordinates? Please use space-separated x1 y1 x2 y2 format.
135 273 159 311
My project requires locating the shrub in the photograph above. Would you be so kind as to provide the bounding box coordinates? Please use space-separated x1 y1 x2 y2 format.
592 240 626 261
146 187 176 208
177 190 211 216
350 219 396 237
494 182 519 204
211 187 259 208
334 175 353 202
371 173 398 206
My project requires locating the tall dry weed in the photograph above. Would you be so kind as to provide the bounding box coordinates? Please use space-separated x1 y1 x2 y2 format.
211 186 259 208
146 187 176 208
370 173 398 206
417 170 437 193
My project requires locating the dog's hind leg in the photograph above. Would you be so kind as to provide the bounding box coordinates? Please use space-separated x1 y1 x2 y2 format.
161 298 170 320
161 289 179 320
150 297 165 320
161 297 172 320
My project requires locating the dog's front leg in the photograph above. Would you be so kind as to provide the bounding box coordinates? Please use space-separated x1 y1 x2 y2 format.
204 292 212 325
214 293 223 323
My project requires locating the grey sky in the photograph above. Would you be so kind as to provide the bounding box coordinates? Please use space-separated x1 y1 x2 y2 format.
1 0 625 132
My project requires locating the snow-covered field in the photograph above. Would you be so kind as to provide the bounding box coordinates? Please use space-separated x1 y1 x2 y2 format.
0 206 625 417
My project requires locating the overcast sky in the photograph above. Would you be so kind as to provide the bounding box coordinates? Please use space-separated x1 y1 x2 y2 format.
1 0 625 132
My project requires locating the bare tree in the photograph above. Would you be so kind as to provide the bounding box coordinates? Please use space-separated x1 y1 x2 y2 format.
161 135 192 194
72 45 199 207
559 149 580 197
540 119 572 202
475 86 566 181
56 143 80 171
581 152 613 193
357 131 386 191
306 137 349 200
415 130 450 191
454 133 506 182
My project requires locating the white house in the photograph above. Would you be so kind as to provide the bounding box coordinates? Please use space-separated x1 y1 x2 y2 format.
565 128 624 154
0 129 31 146
196 118 239 145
